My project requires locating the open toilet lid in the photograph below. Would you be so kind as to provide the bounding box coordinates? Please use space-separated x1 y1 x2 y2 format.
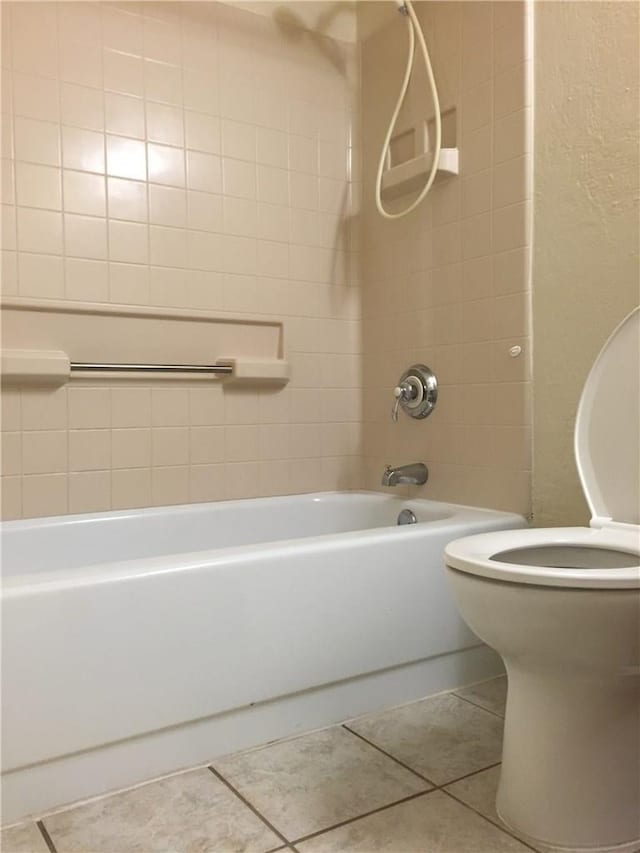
575 306 640 527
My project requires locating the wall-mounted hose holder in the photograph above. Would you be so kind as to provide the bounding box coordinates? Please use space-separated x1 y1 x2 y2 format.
391 364 438 421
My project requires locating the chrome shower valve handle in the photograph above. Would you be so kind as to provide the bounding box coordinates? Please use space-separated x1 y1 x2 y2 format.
390 365 438 422
391 382 413 422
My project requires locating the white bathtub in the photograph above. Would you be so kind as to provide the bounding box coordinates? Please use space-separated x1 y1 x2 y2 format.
1 491 524 823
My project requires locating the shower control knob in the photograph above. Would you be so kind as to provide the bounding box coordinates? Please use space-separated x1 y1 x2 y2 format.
391 365 438 421
391 383 411 422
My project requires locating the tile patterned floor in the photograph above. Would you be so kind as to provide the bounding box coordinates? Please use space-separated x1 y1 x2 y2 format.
2 677 537 853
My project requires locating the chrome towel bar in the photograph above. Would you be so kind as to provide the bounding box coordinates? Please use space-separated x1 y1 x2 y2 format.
70 362 233 375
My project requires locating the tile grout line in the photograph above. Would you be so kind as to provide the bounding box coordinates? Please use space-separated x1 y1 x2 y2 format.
441 789 540 853
442 761 502 788
290 789 434 847
36 820 57 853
452 691 506 720
344 723 504 792
342 724 439 788
207 765 291 850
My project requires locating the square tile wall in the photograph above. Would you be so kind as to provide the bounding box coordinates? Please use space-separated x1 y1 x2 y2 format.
0 1 362 518
1 0 533 520
358 0 533 515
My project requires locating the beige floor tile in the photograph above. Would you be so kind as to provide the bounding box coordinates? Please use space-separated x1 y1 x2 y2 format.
296 790 532 852
348 693 504 785
0 823 49 853
446 766 543 851
43 768 282 853
445 765 503 822
213 726 429 841
455 676 508 716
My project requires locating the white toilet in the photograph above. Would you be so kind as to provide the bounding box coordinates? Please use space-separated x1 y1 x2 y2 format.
445 307 640 853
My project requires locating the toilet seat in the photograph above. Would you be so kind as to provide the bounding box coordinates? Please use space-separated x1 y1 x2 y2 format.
445 525 640 588
446 307 640 590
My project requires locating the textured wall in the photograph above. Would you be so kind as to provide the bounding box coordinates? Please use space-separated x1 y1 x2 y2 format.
359 0 533 516
532 1 640 526
0 1 361 518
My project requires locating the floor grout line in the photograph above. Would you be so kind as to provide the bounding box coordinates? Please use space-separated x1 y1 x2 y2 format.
341 724 439 789
343 723 504 792
290 790 435 846
442 761 502 788
36 820 57 853
452 691 507 720
208 765 291 850
442 788 540 852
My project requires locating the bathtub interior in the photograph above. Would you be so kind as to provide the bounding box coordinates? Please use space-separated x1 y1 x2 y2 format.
2 492 457 577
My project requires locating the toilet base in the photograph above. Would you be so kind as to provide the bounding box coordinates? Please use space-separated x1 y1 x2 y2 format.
497 666 640 852
445 569 640 853
496 806 640 853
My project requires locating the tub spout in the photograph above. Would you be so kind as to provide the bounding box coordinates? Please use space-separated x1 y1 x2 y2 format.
382 463 428 487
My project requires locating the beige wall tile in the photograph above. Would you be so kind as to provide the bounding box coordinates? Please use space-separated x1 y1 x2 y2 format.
13 71 59 123
494 62 530 119
69 430 111 472
147 102 184 148
190 427 225 465
68 388 111 429
104 49 144 98
64 170 106 217
150 142 185 187
61 83 105 133
108 177 148 223
14 117 60 167
22 472 67 517
3 1 363 518
62 126 105 174
65 257 110 302
109 220 148 264
112 428 152 469
21 388 67 431
152 464 189 506
15 162 61 210
1 390 22 432
17 207 63 255
22 431 67 475
152 427 189 467
105 93 146 140
111 467 152 509
2 431 21 476
149 185 186 228
109 262 149 303
185 112 221 155
65 214 108 261
492 201 530 253
69 470 111 514
107 135 147 181
1 475 22 519
18 252 65 298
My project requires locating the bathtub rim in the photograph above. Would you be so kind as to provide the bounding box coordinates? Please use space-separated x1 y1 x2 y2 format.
1 491 526 594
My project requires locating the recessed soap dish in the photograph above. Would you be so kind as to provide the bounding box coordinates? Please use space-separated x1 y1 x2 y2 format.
381 148 459 199
382 108 458 199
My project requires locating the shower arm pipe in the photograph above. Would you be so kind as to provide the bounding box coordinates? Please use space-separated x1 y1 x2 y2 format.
375 0 442 220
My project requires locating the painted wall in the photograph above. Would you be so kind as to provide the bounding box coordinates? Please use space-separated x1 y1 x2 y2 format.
0 1 361 518
532 1 640 526
359 0 533 515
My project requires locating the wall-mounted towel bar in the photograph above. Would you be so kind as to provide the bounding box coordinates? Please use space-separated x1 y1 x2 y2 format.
70 362 234 375
1 350 290 387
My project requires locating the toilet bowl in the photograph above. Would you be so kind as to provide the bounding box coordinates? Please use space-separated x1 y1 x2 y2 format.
445 307 640 853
